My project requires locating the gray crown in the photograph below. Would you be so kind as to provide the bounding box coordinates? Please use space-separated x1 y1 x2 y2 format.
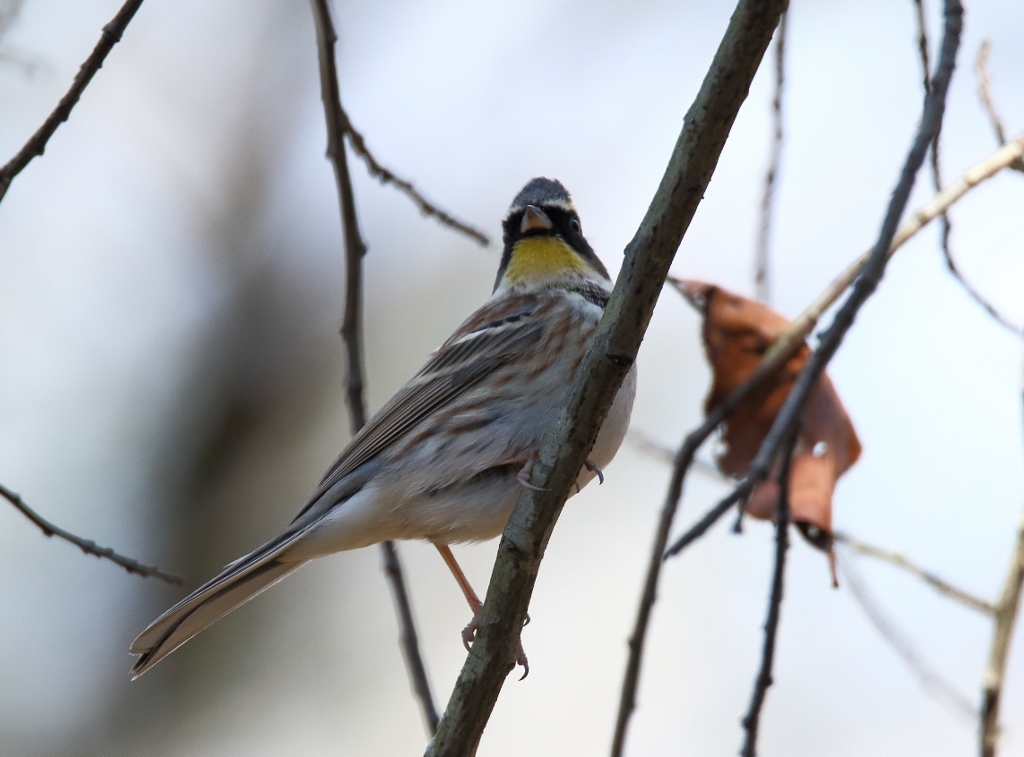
506 177 573 216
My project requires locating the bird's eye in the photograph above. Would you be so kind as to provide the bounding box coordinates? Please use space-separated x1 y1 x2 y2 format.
569 218 581 233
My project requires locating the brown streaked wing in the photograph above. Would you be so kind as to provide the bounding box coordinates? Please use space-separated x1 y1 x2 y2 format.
290 296 546 523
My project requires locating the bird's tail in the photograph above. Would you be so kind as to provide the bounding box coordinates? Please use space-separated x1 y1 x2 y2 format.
129 530 306 679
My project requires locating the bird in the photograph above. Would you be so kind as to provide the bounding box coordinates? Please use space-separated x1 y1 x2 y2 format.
129 177 637 679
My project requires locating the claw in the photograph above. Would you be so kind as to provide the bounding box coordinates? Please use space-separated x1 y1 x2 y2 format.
462 616 479 655
517 645 530 680
461 609 530 677
517 458 548 491
584 459 605 485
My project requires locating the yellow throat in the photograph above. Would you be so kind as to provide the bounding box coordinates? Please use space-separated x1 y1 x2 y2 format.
502 236 586 285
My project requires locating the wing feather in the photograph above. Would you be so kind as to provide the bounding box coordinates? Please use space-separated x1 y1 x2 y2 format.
291 298 545 522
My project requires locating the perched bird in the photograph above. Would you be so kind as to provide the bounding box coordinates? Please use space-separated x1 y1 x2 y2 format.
130 177 636 678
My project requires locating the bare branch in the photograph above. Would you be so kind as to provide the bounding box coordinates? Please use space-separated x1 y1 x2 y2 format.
626 429 722 478
740 426 797 757
634 430 995 616
912 0 933 97
344 123 490 247
836 547 978 720
423 3 791 754
613 402 748 756
0 481 183 585
0 0 145 204
671 0 963 587
625 12 1008 742
834 531 995 615
911 10 1023 337
310 0 438 735
980 511 1024 755
937 232 1021 334
754 11 786 304
974 41 1023 172
980 367 1024 756
673 132 1024 439
654 136 1024 557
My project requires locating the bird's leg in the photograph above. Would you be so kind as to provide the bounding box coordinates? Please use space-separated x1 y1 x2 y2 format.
434 543 530 678
434 544 482 650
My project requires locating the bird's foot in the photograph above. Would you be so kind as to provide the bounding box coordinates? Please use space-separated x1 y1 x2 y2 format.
573 458 605 493
517 458 548 491
461 611 531 680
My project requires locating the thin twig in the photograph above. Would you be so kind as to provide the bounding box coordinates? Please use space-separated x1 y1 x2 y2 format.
974 42 1023 173
613 403 744 756
980 509 1024 755
836 546 978 721
666 132 1024 442
0 0 145 204
980 367 1024 756
740 425 797 757
834 531 995 615
0 481 183 584
425 3 791 754
912 10 1023 337
614 373 806 755
618 1 972 743
625 87 1013 754
656 138 1024 556
637 433 993 617
754 11 786 304
912 0 933 96
669 0 963 585
634 429 995 615
770 131 1024 377
382 539 440 734
343 123 489 246
626 429 722 479
310 0 439 736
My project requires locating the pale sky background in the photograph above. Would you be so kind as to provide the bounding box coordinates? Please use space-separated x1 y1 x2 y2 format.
1 0 1023 755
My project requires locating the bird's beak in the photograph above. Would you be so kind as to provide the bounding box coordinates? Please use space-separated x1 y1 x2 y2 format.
521 205 553 233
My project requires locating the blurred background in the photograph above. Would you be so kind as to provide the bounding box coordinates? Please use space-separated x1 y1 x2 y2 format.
1 0 1023 754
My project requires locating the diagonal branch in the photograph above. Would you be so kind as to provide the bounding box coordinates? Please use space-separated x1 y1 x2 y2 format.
310 0 438 735
423 2 791 755
912 9 1022 337
667 0 963 574
626 131 1023 743
719 136 1024 447
837 547 978 720
834 531 995 615
663 136 1024 563
740 425 797 757
1 481 183 585
0 0 145 204
979 367 1024 757
343 122 490 247
306 8 486 247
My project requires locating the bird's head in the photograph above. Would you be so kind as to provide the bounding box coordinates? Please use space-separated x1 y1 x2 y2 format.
494 177 609 292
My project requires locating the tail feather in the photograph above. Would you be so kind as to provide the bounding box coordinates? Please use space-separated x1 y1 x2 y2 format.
130 531 306 679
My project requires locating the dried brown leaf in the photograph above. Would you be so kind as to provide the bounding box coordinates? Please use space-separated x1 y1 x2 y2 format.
676 280 861 556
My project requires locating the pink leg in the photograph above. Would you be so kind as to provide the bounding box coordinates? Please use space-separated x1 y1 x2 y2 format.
435 544 530 678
